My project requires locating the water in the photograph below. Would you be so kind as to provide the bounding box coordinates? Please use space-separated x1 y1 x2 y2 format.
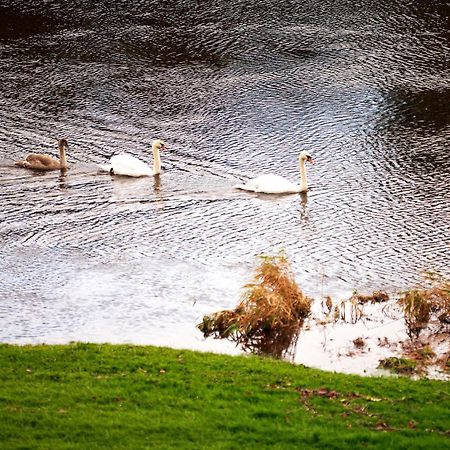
0 1 449 372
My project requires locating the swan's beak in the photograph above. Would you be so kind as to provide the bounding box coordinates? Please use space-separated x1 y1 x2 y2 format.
307 156 315 164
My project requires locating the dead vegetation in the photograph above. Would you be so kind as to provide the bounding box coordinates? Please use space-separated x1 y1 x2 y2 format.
319 290 390 325
197 255 448 377
376 275 450 376
437 352 449 373
398 276 450 339
378 357 417 375
398 338 449 376
352 291 390 304
197 254 312 359
353 337 365 349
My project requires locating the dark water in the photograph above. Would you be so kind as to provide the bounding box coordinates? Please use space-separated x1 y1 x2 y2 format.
0 1 449 352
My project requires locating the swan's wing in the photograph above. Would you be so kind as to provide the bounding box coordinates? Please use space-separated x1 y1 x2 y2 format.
16 153 59 170
109 153 153 177
235 174 300 194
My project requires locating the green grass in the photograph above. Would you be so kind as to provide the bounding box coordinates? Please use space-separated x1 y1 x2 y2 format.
0 344 449 449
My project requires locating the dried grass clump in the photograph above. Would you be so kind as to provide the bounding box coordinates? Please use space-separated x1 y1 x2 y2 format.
353 337 365 349
352 291 389 304
437 352 449 373
399 290 432 339
398 278 450 339
197 254 312 360
324 291 389 325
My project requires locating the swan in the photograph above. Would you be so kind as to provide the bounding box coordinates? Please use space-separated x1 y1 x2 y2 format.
235 151 314 194
15 138 69 171
97 139 167 177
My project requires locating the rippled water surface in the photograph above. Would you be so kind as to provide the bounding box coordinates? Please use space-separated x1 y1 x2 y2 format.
1 1 449 367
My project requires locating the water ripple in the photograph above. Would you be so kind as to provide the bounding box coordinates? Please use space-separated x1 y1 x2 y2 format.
0 0 449 347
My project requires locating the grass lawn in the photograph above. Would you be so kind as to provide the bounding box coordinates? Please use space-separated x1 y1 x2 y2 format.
0 343 448 449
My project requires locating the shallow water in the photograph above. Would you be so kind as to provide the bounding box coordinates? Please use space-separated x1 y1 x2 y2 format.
0 0 449 374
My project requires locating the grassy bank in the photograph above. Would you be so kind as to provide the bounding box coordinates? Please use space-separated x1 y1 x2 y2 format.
0 344 448 449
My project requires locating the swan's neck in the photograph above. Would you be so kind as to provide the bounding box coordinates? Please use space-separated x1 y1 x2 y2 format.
59 146 68 169
153 147 161 175
299 158 308 192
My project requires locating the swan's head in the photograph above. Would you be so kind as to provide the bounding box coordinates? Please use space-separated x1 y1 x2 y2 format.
152 139 167 152
299 151 314 164
58 139 69 150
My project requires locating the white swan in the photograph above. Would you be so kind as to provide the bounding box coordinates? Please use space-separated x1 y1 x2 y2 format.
98 139 167 177
235 151 314 194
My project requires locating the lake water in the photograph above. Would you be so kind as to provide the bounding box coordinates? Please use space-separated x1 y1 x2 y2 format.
0 0 449 372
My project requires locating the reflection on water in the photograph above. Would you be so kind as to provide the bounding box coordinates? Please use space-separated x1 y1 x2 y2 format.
0 0 449 373
299 192 309 221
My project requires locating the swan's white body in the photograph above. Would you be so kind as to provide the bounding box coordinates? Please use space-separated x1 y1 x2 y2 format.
235 151 314 194
98 154 154 177
97 139 166 177
235 174 302 194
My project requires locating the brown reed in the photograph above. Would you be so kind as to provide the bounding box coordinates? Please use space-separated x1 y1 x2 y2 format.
197 254 312 359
